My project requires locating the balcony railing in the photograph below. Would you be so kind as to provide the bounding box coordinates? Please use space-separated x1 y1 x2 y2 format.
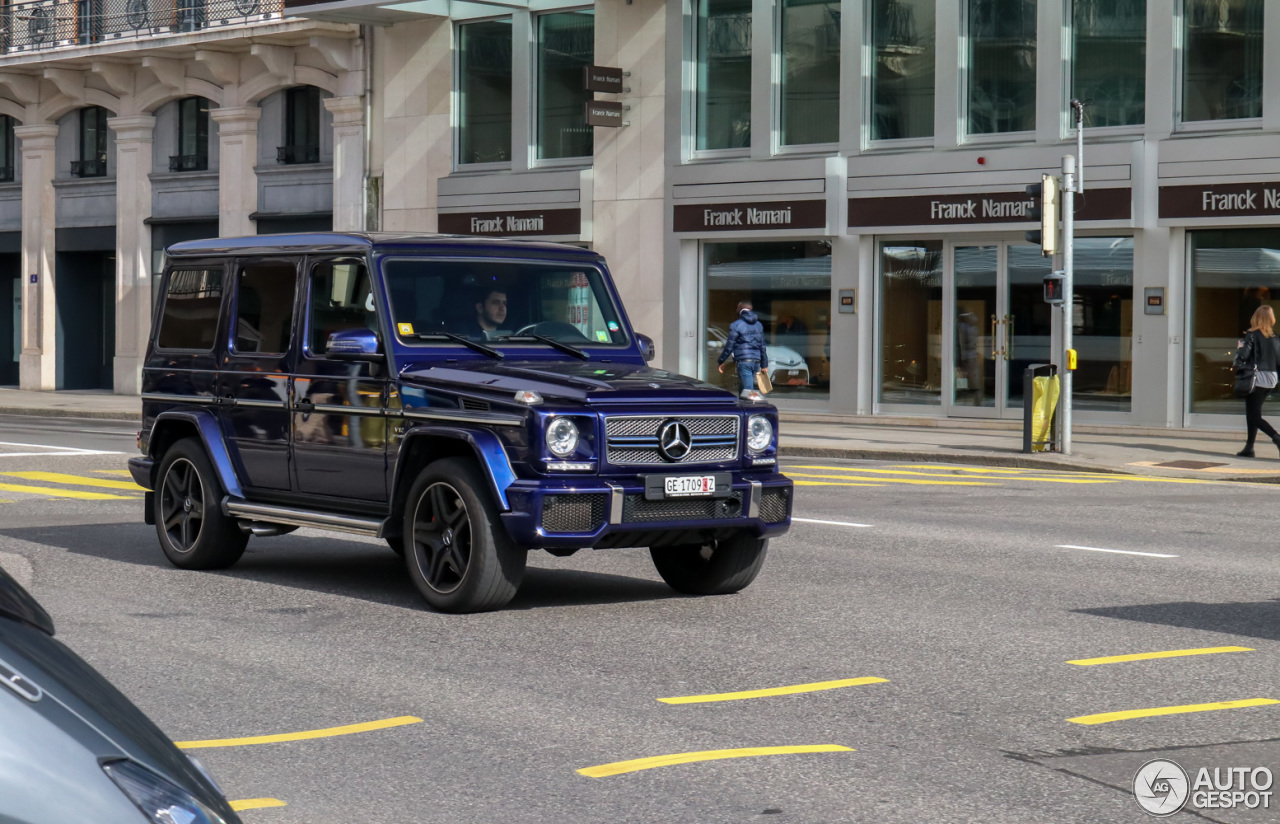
276 144 319 164
168 153 208 171
1 0 283 54
70 157 106 177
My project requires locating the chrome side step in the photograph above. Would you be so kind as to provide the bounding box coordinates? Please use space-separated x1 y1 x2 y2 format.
223 499 386 538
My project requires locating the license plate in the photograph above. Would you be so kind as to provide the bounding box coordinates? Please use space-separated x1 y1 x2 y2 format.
787 370 799 377
664 475 716 498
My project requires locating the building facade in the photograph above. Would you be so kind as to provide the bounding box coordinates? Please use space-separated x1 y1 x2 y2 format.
6 0 1280 432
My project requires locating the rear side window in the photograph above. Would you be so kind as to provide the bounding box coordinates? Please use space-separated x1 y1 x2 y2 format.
234 263 298 355
156 268 223 351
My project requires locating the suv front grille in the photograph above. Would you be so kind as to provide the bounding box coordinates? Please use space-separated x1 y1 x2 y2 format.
604 415 739 465
541 494 607 532
622 492 744 523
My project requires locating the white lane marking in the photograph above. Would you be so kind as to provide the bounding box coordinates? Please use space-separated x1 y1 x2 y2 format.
0 440 122 457
793 517 874 528
1055 544 1178 559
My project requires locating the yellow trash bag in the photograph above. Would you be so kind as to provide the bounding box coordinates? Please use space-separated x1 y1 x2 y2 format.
1031 374 1061 453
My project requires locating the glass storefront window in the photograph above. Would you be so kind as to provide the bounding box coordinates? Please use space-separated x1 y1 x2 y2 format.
537 10 594 160
879 240 942 405
1190 230 1280 414
1072 0 1145 128
1182 0 1262 122
966 0 1036 135
869 0 935 141
703 241 831 400
1070 237 1133 413
458 18 513 165
696 0 752 151
780 0 840 146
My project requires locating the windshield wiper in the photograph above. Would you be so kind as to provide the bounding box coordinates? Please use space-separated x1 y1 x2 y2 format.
414 333 504 360
497 334 591 361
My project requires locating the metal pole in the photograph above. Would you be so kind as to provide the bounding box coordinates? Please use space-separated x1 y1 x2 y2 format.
1061 154 1074 455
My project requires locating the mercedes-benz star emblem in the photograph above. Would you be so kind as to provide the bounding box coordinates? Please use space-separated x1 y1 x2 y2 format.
658 420 692 462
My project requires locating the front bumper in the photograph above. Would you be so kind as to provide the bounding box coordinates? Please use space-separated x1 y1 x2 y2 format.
501 474 793 549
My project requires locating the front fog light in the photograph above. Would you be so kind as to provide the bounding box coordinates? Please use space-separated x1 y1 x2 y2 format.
546 418 580 457
747 415 773 453
103 760 229 824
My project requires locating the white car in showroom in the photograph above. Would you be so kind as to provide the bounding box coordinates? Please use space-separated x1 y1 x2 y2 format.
706 326 810 388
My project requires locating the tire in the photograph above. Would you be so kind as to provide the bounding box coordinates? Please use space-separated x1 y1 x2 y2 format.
650 532 768 596
385 536 405 556
153 438 248 570
403 457 526 613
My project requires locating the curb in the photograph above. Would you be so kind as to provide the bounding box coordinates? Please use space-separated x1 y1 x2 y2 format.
779 445 1122 474
0 406 141 422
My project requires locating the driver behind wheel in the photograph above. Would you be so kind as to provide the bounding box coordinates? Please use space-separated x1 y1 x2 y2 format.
461 287 511 340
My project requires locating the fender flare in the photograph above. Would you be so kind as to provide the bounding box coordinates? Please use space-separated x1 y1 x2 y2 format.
394 426 517 511
148 409 245 500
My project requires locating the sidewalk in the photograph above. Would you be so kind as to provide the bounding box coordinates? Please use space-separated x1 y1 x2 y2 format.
0 388 1273 482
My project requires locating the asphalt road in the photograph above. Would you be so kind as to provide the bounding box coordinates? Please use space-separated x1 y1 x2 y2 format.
2 414 1280 822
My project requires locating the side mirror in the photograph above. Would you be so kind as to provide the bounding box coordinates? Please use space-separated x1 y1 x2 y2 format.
326 328 383 362
636 333 656 363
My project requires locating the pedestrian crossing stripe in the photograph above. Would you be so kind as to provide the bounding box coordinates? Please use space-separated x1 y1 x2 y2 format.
0 471 145 491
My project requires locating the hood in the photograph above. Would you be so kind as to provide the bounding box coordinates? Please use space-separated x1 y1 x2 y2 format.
400 360 737 404
739 310 759 324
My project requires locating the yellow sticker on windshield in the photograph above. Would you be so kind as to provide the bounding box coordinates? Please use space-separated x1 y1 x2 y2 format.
596 330 610 342
398 323 414 336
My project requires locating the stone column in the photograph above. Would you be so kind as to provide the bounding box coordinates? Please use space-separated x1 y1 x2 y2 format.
324 96 365 232
108 115 155 396
15 124 58 391
211 107 260 236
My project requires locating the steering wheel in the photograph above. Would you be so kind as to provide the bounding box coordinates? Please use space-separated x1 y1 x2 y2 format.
514 321 591 342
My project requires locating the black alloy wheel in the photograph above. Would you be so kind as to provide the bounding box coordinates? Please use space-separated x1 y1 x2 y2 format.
403 457 526 613
152 438 248 570
412 481 471 594
160 457 204 554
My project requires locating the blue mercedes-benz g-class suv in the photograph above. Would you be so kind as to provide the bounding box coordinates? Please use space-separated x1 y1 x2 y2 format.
129 233 792 612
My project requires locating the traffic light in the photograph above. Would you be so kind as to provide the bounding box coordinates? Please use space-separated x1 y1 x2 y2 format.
1025 174 1061 256
1043 272 1065 304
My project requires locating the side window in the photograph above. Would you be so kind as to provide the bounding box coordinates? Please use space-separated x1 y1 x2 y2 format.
307 260 377 355
156 268 223 351
233 263 298 355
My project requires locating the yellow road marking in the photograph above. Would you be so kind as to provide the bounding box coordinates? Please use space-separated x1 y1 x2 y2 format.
793 480 885 487
175 715 423 749
0 471 145 491
230 799 287 811
795 463 1224 486
787 472 997 487
1068 646 1255 666
659 677 887 704
890 465 1036 474
94 469 136 476
1068 698 1279 725
0 482 133 501
577 745 854 777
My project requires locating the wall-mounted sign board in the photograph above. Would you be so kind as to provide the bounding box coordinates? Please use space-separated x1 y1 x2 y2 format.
584 66 624 94
585 101 624 128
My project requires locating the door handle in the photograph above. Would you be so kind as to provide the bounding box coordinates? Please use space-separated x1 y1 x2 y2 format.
990 315 1001 358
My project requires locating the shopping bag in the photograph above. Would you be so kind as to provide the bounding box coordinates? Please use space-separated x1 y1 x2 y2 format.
756 369 773 393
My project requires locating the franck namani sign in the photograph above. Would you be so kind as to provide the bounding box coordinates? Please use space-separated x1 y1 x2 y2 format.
673 200 826 232
438 208 581 237
848 188 1131 227
1159 182 1280 219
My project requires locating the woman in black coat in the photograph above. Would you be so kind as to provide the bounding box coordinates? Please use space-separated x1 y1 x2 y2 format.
1236 305 1280 457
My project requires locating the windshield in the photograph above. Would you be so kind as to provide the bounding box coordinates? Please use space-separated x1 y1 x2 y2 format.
382 258 630 348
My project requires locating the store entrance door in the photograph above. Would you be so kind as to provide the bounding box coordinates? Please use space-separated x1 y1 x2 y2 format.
946 241 1053 418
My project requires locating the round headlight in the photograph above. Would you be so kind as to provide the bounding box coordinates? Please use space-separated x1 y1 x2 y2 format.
747 415 773 453
546 418 580 457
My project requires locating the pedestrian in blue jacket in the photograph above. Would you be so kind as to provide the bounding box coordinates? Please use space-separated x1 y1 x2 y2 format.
717 301 768 392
